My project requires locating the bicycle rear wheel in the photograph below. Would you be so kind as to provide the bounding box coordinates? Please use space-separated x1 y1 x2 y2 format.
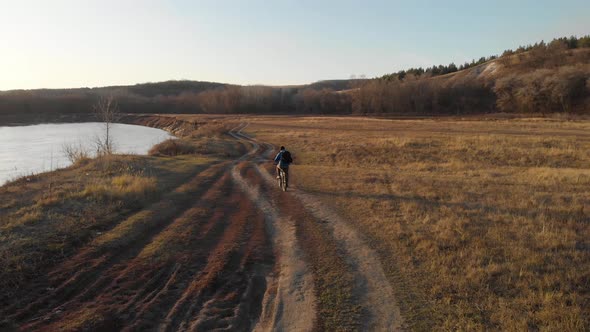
279 169 287 191
277 170 283 188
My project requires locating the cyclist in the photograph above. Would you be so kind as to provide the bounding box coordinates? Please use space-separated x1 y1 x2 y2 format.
274 146 293 184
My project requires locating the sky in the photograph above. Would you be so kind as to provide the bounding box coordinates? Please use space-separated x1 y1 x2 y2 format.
1 0 588 90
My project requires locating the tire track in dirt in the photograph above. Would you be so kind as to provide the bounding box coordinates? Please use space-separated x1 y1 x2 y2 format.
233 123 405 331
6 121 404 331
245 163 360 330
231 162 316 332
11 163 231 329
7 124 279 331
124 176 245 331
0 158 214 319
159 176 269 332
39 173 237 331
30 174 270 331
287 175 404 331
23 124 277 332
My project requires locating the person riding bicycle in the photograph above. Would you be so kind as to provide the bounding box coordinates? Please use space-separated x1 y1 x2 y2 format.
274 146 292 184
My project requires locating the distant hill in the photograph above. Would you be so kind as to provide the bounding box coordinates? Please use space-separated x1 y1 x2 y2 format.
125 80 229 97
1 35 589 122
0 78 363 121
0 80 228 98
305 79 366 91
348 36 590 115
289 43 588 116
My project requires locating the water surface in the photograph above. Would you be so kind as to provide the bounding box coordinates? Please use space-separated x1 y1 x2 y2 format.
0 122 172 185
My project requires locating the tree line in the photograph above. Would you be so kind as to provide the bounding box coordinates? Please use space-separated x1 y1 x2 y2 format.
353 35 590 115
383 35 590 82
382 56 499 82
0 36 588 121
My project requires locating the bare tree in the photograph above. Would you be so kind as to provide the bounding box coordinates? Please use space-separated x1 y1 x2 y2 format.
94 96 120 155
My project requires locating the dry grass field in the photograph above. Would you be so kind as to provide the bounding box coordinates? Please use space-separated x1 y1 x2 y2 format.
245 116 590 331
1 114 588 331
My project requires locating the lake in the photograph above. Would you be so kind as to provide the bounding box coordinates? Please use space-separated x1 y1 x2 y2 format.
0 122 173 185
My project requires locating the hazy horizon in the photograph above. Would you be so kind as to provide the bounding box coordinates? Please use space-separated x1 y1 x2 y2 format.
2 0 589 90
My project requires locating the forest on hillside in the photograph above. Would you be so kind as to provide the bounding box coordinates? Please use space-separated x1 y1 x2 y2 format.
0 36 588 120
354 36 590 115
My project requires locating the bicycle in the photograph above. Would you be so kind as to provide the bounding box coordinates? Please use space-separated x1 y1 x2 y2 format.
277 167 288 191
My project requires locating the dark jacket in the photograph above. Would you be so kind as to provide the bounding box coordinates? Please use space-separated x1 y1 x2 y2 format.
274 150 291 168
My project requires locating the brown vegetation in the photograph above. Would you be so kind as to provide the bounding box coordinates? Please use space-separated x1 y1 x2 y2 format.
148 139 199 156
145 119 247 159
2 116 407 331
92 96 120 155
3 114 589 330
1 37 588 123
354 40 590 116
0 154 212 310
0 119 284 330
248 116 590 330
494 63 589 114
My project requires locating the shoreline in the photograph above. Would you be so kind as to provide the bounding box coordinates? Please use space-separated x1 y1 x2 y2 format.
0 117 184 186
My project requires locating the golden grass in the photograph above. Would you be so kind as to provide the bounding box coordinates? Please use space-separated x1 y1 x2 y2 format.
0 153 217 303
247 116 590 331
149 136 247 159
0 120 261 330
149 138 198 156
82 174 157 201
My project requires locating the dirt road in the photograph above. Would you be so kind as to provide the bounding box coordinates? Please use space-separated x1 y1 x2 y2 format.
2 123 403 331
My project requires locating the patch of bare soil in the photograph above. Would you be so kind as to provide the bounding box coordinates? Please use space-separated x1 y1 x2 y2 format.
232 124 404 330
231 161 316 331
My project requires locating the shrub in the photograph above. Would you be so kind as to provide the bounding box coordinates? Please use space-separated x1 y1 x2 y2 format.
148 139 197 156
62 142 91 164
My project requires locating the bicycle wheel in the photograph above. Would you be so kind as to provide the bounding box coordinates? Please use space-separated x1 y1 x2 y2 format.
283 169 288 191
280 169 287 191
